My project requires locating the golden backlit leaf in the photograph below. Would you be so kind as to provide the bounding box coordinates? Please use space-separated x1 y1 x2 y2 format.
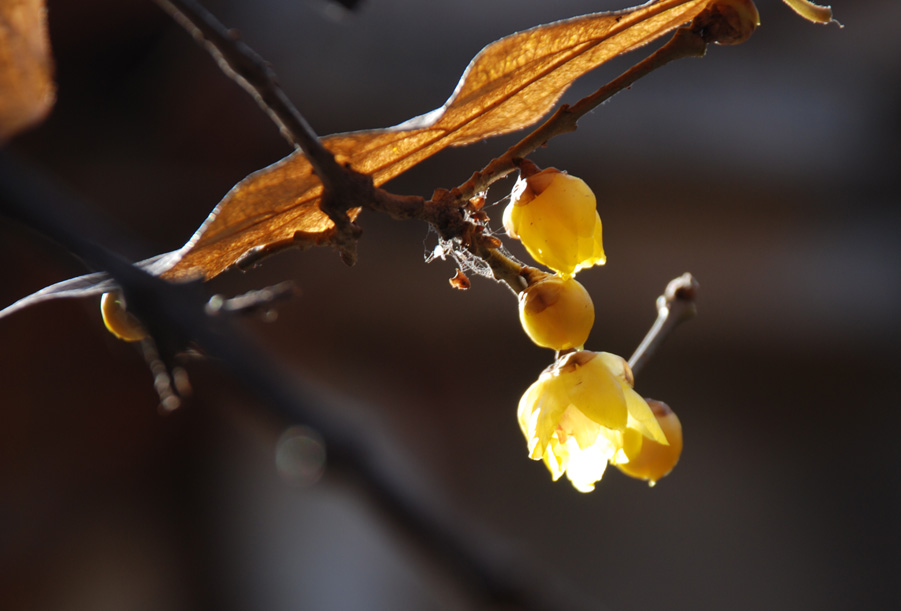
0 0 54 141
1 0 719 317
162 0 717 281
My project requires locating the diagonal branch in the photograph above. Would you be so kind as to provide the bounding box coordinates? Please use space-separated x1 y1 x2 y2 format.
153 0 339 184
454 27 708 201
629 273 699 378
153 0 378 256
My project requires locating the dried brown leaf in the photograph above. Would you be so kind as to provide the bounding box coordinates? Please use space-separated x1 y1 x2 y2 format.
0 0 718 318
162 0 716 281
0 0 54 141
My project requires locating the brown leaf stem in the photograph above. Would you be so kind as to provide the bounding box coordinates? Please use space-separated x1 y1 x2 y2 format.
628 273 699 378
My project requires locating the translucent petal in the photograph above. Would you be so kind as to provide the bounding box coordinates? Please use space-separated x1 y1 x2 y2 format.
571 214 606 275
517 378 544 437
563 435 616 493
557 405 601 450
596 352 630 385
540 174 596 238
507 172 605 276
614 426 644 465
615 401 683 484
623 387 669 445
533 375 571 453
502 200 520 239
518 204 579 274
543 437 568 480
568 357 628 430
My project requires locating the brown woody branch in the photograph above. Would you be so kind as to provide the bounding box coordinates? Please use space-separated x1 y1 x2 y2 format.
156 0 722 306
155 0 712 290
153 1 340 184
453 27 708 202
413 27 710 294
154 0 386 262
628 273 699 378
155 1 717 320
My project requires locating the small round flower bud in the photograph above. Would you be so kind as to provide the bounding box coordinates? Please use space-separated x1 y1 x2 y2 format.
616 399 683 485
101 292 147 342
519 275 594 351
503 168 605 276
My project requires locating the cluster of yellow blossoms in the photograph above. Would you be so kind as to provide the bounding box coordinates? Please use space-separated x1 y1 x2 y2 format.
504 167 682 491
504 0 838 492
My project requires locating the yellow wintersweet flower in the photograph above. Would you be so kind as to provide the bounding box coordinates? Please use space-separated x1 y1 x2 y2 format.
503 168 605 277
517 351 668 492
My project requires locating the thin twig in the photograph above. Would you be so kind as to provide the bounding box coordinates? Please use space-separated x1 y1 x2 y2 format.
205 281 298 318
454 27 708 201
153 0 341 185
425 27 709 294
154 1 710 296
628 273 699 378
153 0 382 259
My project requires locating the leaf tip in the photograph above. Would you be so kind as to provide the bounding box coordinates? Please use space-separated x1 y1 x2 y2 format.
782 0 841 27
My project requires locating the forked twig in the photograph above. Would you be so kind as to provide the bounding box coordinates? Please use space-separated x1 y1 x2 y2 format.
454 27 708 201
154 0 712 290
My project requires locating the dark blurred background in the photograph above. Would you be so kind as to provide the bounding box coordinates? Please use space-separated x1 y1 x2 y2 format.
2 0 899 609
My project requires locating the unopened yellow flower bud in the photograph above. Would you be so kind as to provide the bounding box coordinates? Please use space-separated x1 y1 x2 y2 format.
519 275 594 351
101 292 147 342
503 168 605 276
518 351 668 492
616 399 683 486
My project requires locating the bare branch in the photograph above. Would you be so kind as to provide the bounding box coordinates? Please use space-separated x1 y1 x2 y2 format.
455 27 708 201
153 1 331 175
205 281 298 319
152 2 714 294
629 273 699 378
153 0 378 248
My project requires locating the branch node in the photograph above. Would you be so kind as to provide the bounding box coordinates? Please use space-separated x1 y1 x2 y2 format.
629 273 700 378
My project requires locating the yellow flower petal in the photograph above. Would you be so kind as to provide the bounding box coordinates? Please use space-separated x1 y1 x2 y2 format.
567 355 628 431
623 386 669 445
616 400 683 485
